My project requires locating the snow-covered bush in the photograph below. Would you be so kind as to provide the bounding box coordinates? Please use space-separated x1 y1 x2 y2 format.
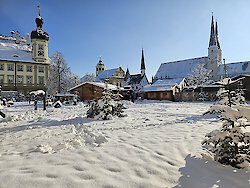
87 90 126 120
202 87 250 169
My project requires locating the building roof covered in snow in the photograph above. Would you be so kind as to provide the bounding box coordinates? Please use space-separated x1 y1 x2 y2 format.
96 68 120 82
126 74 143 85
218 61 250 77
144 78 185 92
154 56 208 80
0 36 37 63
68 82 119 91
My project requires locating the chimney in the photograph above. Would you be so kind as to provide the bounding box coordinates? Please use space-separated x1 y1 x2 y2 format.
15 31 20 44
25 33 30 45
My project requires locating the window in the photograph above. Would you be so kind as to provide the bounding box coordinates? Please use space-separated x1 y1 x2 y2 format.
17 75 23 83
37 44 44 57
27 76 33 84
38 66 44 73
0 75 4 83
26 65 32 72
96 68 98 72
7 75 14 84
17 65 23 71
7 64 14 71
38 76 44 84
0 64 4 70
38 51 44 56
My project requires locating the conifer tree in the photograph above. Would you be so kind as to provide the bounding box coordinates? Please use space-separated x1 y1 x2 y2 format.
87 83 126 120
202 80 250 169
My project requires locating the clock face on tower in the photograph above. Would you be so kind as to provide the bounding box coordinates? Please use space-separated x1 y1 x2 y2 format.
38 44 44 57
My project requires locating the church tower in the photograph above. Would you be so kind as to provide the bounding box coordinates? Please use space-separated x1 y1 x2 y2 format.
31 3 49 62
141 49 146 76
96 57 106 77
207 15 222 81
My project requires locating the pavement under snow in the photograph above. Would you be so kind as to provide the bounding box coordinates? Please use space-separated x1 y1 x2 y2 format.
0 101 249 188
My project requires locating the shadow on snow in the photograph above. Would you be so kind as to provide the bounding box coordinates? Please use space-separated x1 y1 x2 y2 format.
173 154 249 188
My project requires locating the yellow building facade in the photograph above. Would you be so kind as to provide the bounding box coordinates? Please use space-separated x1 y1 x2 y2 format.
0 7 50 95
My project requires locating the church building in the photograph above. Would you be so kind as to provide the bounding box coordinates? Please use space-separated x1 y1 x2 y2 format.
0 4 50 94
154 15 250 82
95 57 125 88
124 49 149 92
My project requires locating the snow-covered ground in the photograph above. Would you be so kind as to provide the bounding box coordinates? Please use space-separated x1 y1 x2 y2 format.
0 101 249 188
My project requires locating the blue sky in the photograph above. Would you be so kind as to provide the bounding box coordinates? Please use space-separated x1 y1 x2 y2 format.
1 0 250 80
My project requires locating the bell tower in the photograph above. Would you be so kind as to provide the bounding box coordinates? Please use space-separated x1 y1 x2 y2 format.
207 14 222 81
31 2 49 62
96 57 106 77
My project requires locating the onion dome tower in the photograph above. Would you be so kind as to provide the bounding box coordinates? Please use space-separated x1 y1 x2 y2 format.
31 3 49 62
96 56 106 76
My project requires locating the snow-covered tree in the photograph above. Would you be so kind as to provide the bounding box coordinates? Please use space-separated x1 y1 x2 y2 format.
204 78 246 113
197 88 209 101
215 88 245 107
202 105 250 169
202 82 249 169
65 75 81 90
47 51 79 95
187 64 213 86
87 89 126 120
80 73 95 83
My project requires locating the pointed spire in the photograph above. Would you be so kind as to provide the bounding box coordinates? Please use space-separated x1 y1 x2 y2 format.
209 14 217 47
35 1 43 28
215 20 221 49
124 67 130 81
140 49 146 77
38 1 41 16
141 48 145 70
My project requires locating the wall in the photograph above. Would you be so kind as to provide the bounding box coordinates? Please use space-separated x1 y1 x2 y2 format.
71 83 104 101
145 91 174 101
0 60 49 94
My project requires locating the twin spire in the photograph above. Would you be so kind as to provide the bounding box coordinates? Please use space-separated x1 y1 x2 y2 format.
209 14 221 49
